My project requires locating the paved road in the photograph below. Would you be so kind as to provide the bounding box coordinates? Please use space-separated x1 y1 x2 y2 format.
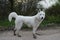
0 29 60 40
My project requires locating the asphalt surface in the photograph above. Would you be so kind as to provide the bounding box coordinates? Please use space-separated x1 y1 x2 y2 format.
0 29 60 40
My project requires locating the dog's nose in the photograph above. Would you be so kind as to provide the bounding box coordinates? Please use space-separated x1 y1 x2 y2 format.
41 17 43 19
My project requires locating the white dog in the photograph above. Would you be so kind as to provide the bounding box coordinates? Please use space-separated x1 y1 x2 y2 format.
8 10 45 39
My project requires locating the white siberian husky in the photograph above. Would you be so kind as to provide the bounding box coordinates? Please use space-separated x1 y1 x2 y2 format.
8 10 45 39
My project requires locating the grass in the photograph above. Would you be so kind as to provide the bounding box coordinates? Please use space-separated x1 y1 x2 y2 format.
0 19 14 28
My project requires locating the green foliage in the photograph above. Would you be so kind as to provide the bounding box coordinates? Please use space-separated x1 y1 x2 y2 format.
45 4 60 24
0 19 14 28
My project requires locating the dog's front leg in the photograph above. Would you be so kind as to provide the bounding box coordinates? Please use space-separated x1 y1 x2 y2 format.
33 27 41 36
33 27 38 39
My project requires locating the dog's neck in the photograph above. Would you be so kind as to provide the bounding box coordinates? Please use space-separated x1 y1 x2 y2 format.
35 14 41 22
35 17 41 22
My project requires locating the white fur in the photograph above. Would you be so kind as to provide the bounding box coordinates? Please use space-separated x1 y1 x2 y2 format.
8 11 45 35
8 12 18 22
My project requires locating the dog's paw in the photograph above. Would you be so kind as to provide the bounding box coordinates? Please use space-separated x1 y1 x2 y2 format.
14 34 16 36
33 36 37 39
33 34 37 39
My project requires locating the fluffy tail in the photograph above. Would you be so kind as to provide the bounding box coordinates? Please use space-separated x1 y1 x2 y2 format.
8 12 18 22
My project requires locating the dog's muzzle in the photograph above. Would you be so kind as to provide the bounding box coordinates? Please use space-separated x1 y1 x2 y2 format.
41 17 43 19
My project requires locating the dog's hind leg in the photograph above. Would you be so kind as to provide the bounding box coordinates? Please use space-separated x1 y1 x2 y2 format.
14 28 16 36
16 29 21 37
14 22 23 37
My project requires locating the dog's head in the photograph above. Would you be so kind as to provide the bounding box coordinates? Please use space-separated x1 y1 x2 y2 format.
37 11 45 20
